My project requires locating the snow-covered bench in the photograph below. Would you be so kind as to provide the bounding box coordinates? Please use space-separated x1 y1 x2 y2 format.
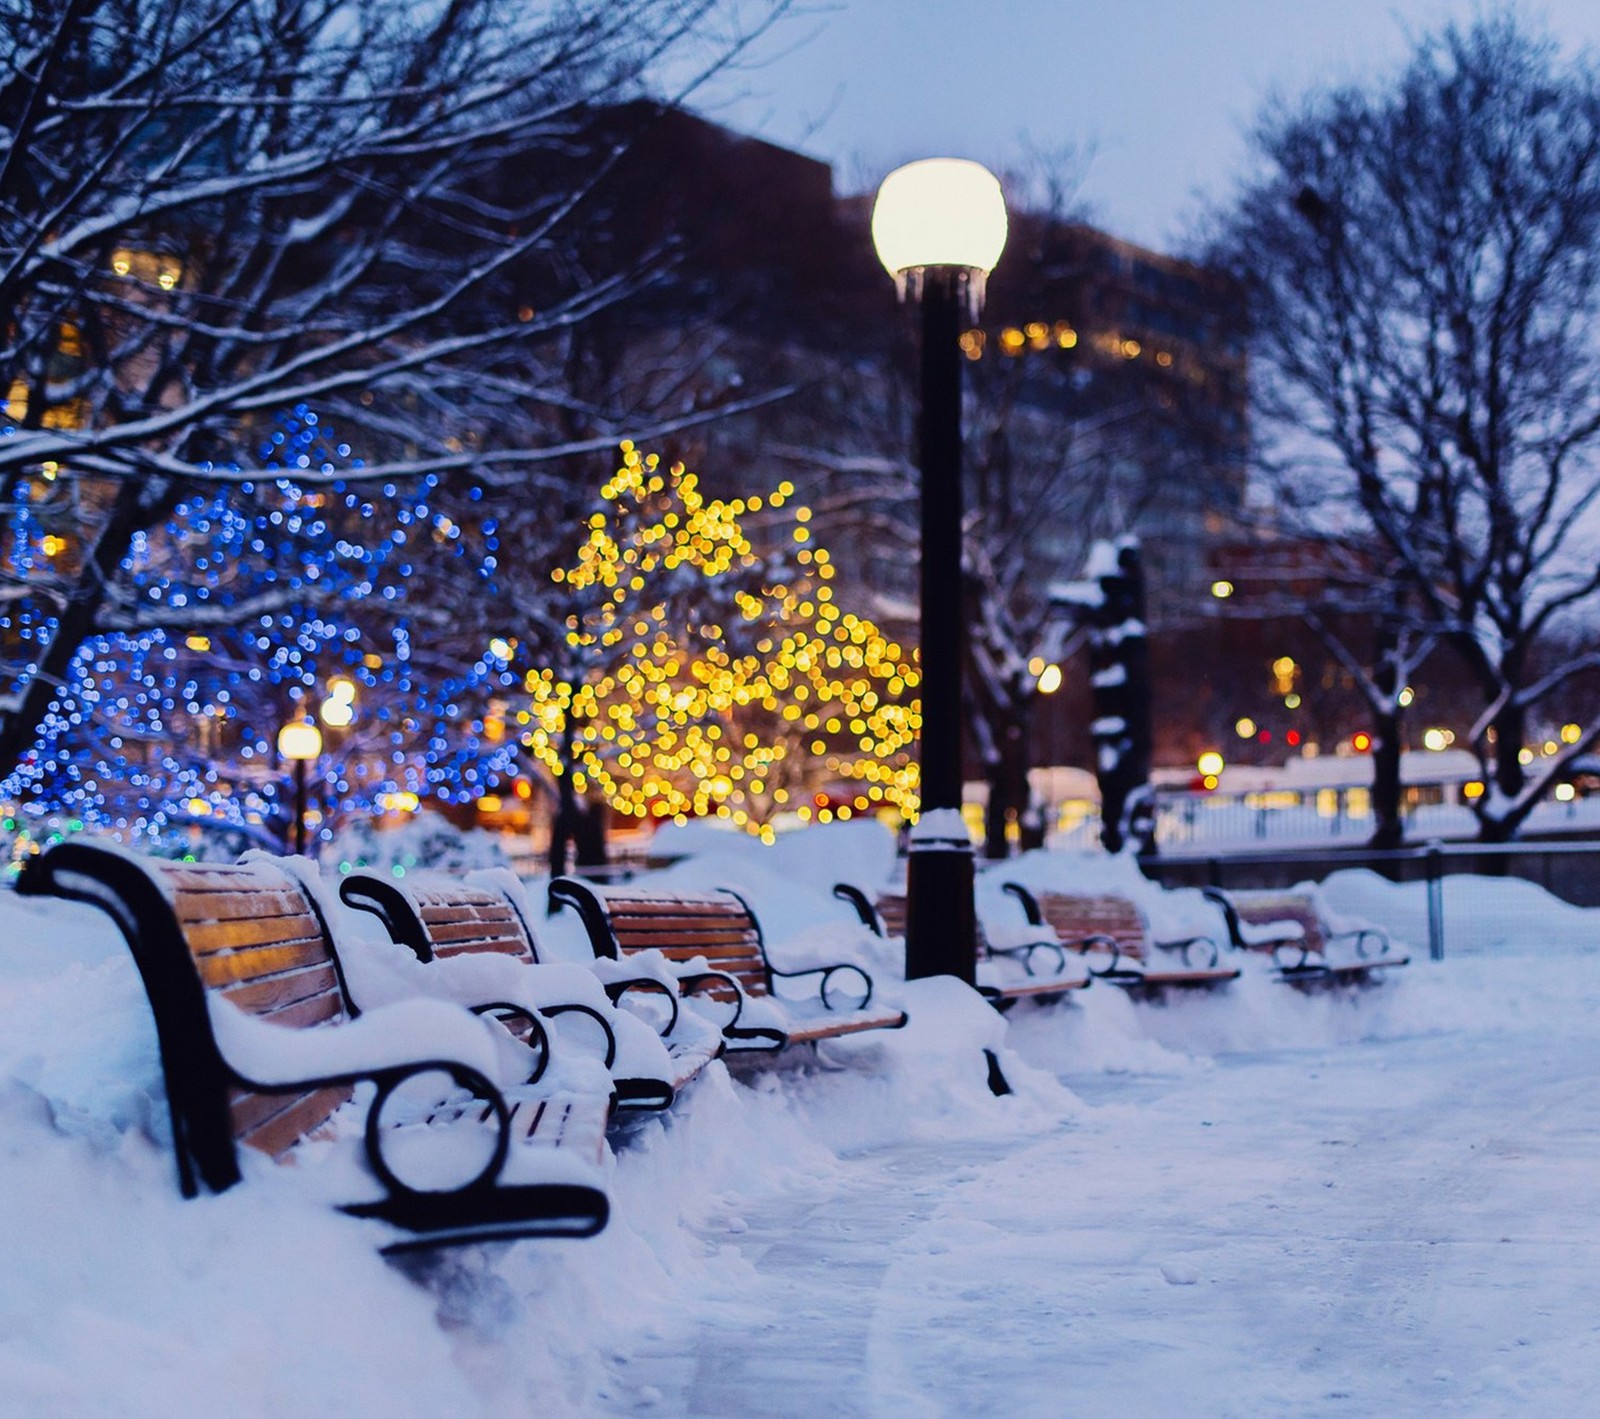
999 883 1240 995
831 882 1092 1009
1201 887 1409 986
338 869 722 1111
19 840 612 1251
549 878 908 1053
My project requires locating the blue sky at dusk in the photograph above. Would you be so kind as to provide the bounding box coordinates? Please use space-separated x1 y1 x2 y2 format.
683 2 1600 250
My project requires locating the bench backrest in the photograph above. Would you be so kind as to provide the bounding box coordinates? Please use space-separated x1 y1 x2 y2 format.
866 890 1019 959
19 841 354 1196
549 879 771 997
339 872 537 967
1227 891 1326 953
1027 890 1150 960
874 891 907 940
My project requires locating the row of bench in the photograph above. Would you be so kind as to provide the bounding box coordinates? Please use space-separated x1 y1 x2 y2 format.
836 879 1408 1004
18 840 909 1254
18 839 1405 1255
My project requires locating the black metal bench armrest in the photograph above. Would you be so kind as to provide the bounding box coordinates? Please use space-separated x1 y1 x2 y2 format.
601 976 681 1037
362 1060 511 1200
1325 926 1390 959
1067 931 1125 976
466 1002 554 1083
999 881 1047 926
533 1001 618 1071
768 961 874 1012
1154 933 1221 969
1199 887 1247 950
675 969 748 1031
1199 887 1306 954
223 1041 518 1205
985 937 1069 978
1272 940 1317 973
831 883 885 935
338 873 433 962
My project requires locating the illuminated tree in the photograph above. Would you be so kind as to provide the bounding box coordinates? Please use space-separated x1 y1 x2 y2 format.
4 408 523 850
519 443 920 850
0 0 794 794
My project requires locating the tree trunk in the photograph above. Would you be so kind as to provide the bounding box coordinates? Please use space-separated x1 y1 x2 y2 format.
1368 704 1404 850
573 795 608 868
0 476 166 786
1093 541 1152 854
547 708 582 878
1468 698 1528 843
1491 701 1526 800
1367 622 1405 850
982 710 1031 860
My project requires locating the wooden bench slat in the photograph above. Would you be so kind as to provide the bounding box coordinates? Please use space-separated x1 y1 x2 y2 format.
435 939 532 962
416 900 518 923
161 865 287 893
235 1084 352 1160
603 900 751 918
978 978 1091 1000
611 927 761 947
175 888 313 925
182 911 328 954
197 937 331 988
608 911 756 931
1135 967 1241 987
421 917 526 946
651 944 767 964
235 987 344 1031
781 1009 911 1044
220 961 341 1016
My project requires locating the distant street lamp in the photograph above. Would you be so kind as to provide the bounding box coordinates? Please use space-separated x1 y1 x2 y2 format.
277 716 322 856
872 158 1007 983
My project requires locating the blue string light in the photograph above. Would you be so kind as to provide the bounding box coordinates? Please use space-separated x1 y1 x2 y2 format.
1 408 519 852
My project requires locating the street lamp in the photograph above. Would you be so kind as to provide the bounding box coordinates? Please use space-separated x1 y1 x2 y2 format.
277 716 322 856
872 158 1007 983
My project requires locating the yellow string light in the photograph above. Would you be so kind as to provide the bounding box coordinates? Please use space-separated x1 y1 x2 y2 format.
521 445 922 829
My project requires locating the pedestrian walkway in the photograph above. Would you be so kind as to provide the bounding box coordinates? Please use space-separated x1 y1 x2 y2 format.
598 999 1600 1417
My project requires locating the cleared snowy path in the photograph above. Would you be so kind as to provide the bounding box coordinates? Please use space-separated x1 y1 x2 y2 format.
606 990 1600 1418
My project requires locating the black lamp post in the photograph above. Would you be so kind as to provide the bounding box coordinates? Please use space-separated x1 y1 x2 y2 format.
277 716 322 856
871 159 1008 983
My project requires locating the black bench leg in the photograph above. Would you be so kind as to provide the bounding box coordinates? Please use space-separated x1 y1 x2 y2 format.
983 1048 1012 1097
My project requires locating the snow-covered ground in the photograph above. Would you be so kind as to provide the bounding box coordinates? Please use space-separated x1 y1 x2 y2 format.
2 823 1597 1417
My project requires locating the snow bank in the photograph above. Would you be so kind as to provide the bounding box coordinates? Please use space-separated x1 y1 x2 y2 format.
7 827 1600 1413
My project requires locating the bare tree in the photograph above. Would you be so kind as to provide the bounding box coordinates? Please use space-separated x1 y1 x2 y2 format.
0 0 789 800
1208 14 1600 840
963 399 1149 858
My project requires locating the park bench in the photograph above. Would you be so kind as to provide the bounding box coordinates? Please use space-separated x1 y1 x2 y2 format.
548 877 908 1054
1201 887 1410 986
831 882 1092 1009
998 882 1240 995
338 868 722 1111
19 840 611 1251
